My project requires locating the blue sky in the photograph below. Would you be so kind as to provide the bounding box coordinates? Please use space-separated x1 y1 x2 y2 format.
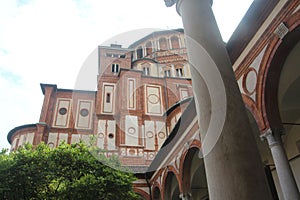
0 0 253 149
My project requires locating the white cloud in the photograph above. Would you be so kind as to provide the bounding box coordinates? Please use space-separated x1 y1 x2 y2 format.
0 0 253 149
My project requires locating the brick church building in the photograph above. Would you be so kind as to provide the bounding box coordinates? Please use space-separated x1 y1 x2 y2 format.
7 0 300 199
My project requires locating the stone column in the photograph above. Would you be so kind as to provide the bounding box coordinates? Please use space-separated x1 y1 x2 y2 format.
164 0 272 199
262 129 300 200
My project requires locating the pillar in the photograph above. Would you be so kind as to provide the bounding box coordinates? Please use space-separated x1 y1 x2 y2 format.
262 129 300 200
164 0 272 199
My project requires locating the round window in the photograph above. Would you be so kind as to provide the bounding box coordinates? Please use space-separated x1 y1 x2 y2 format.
80 108 89 117
59 107 67 115
108 133 114 139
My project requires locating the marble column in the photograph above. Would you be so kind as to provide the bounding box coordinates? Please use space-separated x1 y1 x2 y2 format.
262 129 300 200
164 0 272 199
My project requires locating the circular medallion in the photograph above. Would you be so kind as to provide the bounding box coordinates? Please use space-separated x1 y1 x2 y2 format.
59 107 67 115
148 94 159 104
128 127 136 135
129 149 135 155
48 142 54 148
243 68 257 95
146 131 154 138
158 132 165 139
80 108 89 117
98 133 104 139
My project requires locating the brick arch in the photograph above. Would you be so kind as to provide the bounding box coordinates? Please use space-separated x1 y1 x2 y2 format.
242 94 266 132
133 187 150 200
257 12 300 131
179 139 201 175
152 184 162 200
179 145 202 195
152 181 162 193
161 166 182 199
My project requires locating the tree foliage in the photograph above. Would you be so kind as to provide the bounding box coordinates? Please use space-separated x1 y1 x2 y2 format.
0 143 140 200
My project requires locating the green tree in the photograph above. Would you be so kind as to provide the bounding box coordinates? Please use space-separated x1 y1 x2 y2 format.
0 143 140 200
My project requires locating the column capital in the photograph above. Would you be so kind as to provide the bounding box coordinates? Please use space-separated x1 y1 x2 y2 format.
260 128 284 148
260 128 285 139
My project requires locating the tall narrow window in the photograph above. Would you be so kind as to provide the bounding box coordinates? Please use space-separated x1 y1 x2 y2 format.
176 68 183 77
111 64 119 73
106 93 111 103
164 70 171 77
143 66 150 76
171 36 180 49
159 38 168 50
137 46 143 59
146 42 153 56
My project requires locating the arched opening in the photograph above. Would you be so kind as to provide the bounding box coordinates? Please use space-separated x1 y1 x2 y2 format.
137 46 143 59
164 171 180 200
175 64 184 77
146 42 153 56
153 187 161 200
264 25 300 199
171 36 180 49
182 147 208 200
277 38 300 193
159 38 168 51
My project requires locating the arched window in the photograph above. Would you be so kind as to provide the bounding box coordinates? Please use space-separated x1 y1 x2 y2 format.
175 64 184 77
146 42 153 56
171 36 180 49
159 38 168 50
164 69 171 77
142 63 150 76
137 46 143 59
164 66 172 77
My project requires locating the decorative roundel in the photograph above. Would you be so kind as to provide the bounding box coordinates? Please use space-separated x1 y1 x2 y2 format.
98 133 104 139
146 131 154 138
48 142 54 148
59 107 67 115
147 94 159 104
242 67 258 95
128 127 136 135
158 132 165 139
149 153 154 159
80 108 89 117
129 149 135 155
108 133 114 139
